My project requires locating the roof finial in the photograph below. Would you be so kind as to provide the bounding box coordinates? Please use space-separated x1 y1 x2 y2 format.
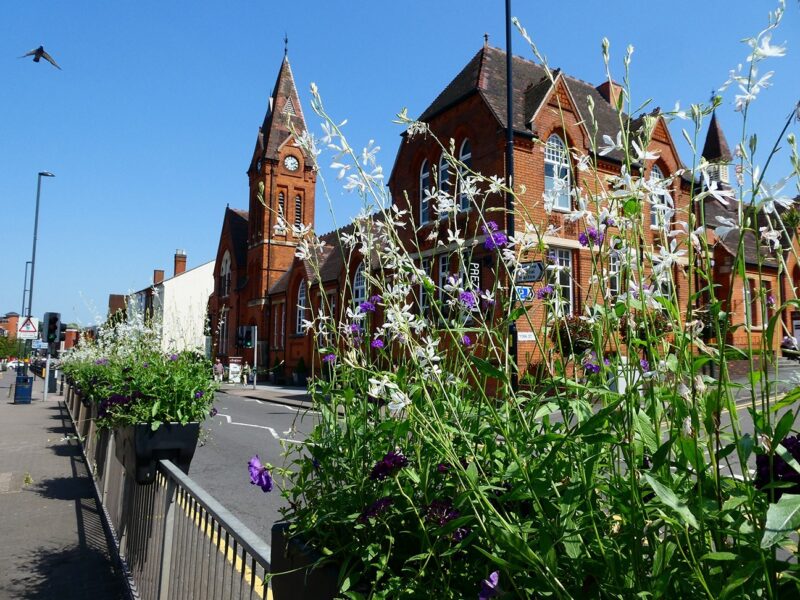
484 33 489 48
284 33 288 56
710 89 716 104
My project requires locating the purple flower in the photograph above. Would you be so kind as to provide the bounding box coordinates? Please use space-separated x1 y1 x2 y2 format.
426 498 459 527
640 358 650 371
579 226 604 248
481 221 499 234
578 231 589 247
94 358 109 366
359 301 376 313
535 284 554 300
459 291 477 310
322 353 336 364
603 216 616 228
98 394 131 418
369 295 382 304
479 571 500 600
436 462 450 474
481 221 508 250
195 390 205 399
461 334 473 347
358 497 394 522
767 294 776 307
248 455 273 493
370 449 409 480
583 353 601 374
209 407 218 417
142 361 149 368
349 323 361 334
371 338 385 349
169 354 179 361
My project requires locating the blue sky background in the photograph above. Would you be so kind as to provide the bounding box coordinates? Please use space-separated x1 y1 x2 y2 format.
1 1 798 326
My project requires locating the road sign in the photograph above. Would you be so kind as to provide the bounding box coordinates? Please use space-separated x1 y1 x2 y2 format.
515 286 534 302
32 340 48 350
517 260 545 283
17 317 39 340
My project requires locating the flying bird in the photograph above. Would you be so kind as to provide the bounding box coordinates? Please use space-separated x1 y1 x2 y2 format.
19 46 61 70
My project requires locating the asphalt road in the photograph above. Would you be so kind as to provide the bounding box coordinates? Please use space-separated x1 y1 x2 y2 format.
187 387 318 545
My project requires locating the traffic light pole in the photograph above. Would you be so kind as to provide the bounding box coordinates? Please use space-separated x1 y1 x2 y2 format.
252 325 258 390
43 350 51 402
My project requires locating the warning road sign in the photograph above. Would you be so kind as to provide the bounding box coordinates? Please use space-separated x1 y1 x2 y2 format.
17 317 39 340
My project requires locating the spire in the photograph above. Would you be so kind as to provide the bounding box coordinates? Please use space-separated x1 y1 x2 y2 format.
702 111 732 163
251 53 307 170
702 111 732 185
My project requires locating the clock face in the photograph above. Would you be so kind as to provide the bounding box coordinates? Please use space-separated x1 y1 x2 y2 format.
284 156 299 172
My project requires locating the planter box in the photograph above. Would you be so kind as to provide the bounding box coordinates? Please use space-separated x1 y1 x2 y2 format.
115 422 199 485
270 523 339 600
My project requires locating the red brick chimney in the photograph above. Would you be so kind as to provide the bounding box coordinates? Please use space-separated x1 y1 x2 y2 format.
596 81 624 109
174 249 187 276
153 269 165 285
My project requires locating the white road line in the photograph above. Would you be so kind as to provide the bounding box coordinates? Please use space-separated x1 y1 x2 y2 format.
214 413 306 445
229 395 321 414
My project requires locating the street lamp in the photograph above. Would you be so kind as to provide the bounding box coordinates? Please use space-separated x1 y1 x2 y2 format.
21 260 32 319
27 171 55 320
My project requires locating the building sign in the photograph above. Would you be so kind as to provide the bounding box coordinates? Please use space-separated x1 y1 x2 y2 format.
518 331 536 342
517 261 545 283
515 286 533 302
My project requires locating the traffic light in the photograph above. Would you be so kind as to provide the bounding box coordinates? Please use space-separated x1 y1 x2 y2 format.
59 322 67 342
237 326 253 348
43 312 61 344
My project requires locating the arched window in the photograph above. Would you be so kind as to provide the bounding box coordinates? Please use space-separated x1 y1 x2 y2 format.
294 195 302 227
438 155 451 220
458 139 472 211
296 280 307 334
353 263 367 305
419 160 431 225
544 134 570 211
649 165 672 228
220 251 231 297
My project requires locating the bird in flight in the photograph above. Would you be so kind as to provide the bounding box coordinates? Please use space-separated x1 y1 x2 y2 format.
19 46 61 70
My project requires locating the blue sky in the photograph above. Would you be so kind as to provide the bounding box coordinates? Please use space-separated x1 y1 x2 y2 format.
1 1 798 326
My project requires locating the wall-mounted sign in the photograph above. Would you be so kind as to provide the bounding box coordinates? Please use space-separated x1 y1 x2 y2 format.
517 261 545 283
515 286 533 302
518 332 536 342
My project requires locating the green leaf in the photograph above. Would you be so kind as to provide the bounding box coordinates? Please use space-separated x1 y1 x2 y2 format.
773 410 796 446
700 551 737 561
775 444 800 477
151 400 161 418
643 473 699 529
465 461 478 486
761 493 800 548
469 356 507 383
634 410 658 454
623 198 640 217
150 420 162 432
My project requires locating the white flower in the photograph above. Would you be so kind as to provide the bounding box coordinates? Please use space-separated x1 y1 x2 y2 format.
759 226 782 251
748 33 786 61
758 177 794 214
599 132 623 156
713 216 738 240
387 389 412 415
632 140 659 162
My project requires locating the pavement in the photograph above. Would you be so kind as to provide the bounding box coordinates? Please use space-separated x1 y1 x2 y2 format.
0 369 128 599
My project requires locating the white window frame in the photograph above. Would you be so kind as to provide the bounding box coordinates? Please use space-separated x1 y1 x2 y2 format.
420 257 431 313
420 159 431 225
220 251 231 297
544 134 571 211
438 155 451 220
438 254 450 302
296 281 307 334
548 248 573 315
458 139 472 211
353 263 367 306
218 308 229 354
649 165 670 228
608 253 620 297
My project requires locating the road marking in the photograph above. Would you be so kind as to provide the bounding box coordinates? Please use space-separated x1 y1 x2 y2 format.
176 489 271 599
214 414 306 445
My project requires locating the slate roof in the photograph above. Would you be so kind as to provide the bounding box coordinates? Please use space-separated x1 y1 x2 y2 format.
249 56 308 172
226 207 249 268
702 112 732 163
417 45 628 161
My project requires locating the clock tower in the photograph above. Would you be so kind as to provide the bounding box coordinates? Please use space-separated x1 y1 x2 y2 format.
244 53 316 316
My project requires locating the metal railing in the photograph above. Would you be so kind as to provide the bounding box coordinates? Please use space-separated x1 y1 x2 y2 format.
64 385 272 600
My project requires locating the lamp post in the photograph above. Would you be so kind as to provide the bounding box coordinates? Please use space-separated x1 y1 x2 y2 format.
505 0 518 391
28 171 55 320
21 261 32 319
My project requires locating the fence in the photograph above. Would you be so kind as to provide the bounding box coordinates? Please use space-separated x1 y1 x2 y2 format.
63 385 272 600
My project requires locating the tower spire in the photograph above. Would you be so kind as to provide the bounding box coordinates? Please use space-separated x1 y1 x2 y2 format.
702 111 732 184
284 33 288 56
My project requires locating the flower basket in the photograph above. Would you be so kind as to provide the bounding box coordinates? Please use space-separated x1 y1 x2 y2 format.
270 522 339 600
114 422 200 485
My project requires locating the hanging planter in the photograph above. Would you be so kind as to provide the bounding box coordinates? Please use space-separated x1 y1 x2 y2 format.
270 523 339 600
114 422 200 485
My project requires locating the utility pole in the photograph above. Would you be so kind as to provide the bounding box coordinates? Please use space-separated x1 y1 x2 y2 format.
505 0 518 391
252 325 258 389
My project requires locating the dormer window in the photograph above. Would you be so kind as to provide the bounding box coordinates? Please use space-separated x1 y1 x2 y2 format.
420 160 431 225
544 134 570 211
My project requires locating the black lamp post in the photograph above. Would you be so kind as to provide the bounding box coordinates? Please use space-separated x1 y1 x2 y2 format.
505 0 518 391
28 171 55 320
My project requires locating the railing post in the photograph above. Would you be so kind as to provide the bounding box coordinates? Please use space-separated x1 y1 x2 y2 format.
157 476 177 600
102 432 115 505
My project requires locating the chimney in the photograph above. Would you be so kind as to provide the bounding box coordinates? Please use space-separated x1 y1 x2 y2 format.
596 81 624 109
174 249 187 276
153 269 165 285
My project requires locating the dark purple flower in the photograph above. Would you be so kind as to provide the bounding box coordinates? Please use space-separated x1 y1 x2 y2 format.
479 571 500 600
640 358 650 371
462 334 473 347
195 390 205 399
603 216 616 228
359 301 376 313
142 361 149 368
583 353 601 374
578 231 589 247
481 221 499 234
767 294 776 307
349 323 361 334
459 291 477 310
369 295 382 304
436 462 450 474
370 449 409 480
322 353 336 364
452 527 470 542
371 338 385 349
358 496 394 522
169 354 179 361
484 230 508 251
97 394 131 418
536 284 554 300
94 358 109 366
426 498 459 527
579 226 604 248
209 407 218 418
248 455 273 493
